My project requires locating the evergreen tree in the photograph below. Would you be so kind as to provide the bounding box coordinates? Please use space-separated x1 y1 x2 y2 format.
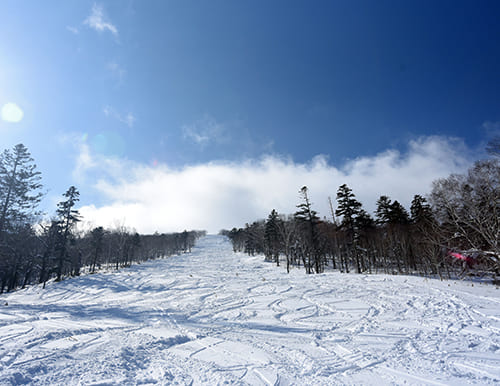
90 226 105 273
410 195 433 224
0 144 43 293
0 144 43 238
295 186 322 273
264 209 282 266
388 201 410 224
375 196 410 225
335 184 364 273
375 195 392 225
335 184 361 231
355 209 375 230
55 186 81 281
243 221 265 256
124 232 141 266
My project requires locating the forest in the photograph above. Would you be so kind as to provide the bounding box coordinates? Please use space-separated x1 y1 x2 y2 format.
1 142 499 293
0 144 205 293
224 143 499 281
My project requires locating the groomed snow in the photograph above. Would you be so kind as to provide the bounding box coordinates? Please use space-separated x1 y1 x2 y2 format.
0 235 499 385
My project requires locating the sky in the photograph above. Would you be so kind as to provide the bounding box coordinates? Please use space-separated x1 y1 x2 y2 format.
1 1 499 233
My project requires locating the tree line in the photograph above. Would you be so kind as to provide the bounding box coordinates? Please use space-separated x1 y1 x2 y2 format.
0 144 205 293
224 152 499 281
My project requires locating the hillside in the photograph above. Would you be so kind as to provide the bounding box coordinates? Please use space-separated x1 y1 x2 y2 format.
0 235 499 385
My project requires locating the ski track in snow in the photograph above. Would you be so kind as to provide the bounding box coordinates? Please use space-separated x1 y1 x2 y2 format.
0 235 499 385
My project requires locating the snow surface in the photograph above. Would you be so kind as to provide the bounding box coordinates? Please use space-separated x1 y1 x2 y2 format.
1 235 499 385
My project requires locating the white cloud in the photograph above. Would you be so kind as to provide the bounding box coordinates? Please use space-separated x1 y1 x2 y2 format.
182 115 229 146
103 105 135 127
58 132 129 186
57 133 95 183
182 115 274 156
66 26 79 34
106 61 126 82
123 113 135 128
1 102 24 123
483 121 500 134
84 3 118 37
75 142 95 176
76 136 473 234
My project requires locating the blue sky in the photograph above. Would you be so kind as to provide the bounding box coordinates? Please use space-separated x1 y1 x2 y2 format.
1 1 499 232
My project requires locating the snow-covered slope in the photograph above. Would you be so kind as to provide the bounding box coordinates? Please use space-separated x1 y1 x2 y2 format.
0 235 499 385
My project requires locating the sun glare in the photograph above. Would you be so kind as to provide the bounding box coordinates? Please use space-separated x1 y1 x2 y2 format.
1 102 24 123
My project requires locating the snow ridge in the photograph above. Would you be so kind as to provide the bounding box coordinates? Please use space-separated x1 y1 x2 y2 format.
0 235 499 385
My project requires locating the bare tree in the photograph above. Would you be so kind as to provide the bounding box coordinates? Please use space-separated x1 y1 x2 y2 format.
276 215 298 273
430 159 500 271
486 136 500 158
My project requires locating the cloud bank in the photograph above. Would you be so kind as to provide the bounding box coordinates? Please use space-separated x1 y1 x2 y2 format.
77 136 473 234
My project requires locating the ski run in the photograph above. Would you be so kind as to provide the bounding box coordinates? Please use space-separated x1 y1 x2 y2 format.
0 235 499 385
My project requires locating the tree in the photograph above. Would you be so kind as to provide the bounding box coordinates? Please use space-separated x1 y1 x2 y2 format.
276 215 298 273
0 223 39 293
355 209 375 230
375 195 392 224
54 186 81 281
295 186 322 273
408 194 441 276
90 226 105 273
410 195 433 224
249 221 266 255
0 144 43 293
335 184 362 231
264 209 282 266
124 232 141 266
227 227 247 252
38 220 60 288
0 144 43 238
375 196 410 225
179 230 189 253
430 159 499 258
486 136 500 158
336 184 365 273
388 201 410 224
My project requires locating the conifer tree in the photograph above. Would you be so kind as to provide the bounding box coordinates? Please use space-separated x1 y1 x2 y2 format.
355 209 375 230
264 209 281 266
90 226 105 273
375 195 392 225
55 186 81 281
0 144 43 238
388 201 410 224
410 195 433 224
335 184 361 232
295 186 322 273
336 184 364 273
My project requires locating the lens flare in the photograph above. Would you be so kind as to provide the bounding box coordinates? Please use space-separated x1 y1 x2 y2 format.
1 103 24 123
91 131 126 156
